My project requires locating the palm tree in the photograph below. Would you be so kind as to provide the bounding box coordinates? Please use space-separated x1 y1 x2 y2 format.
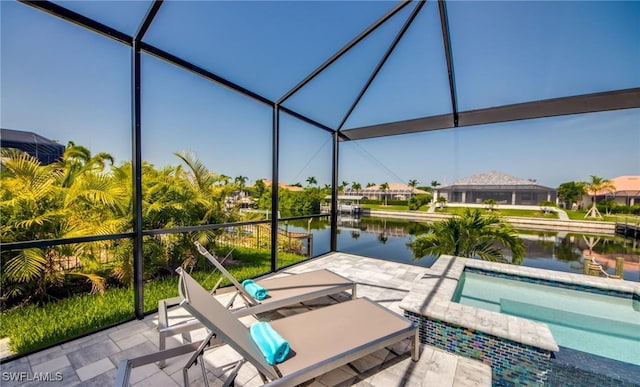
409 208 525 264
584 175 615 218
430 180 440 189
234 175 248 189
366 182 375 188
379 182 389 206
174 151 218 189
351 182 362 192
408 179 419 189
218 175 231 185
145 152 233 273
55 141 114 188
306 176 317 187
340 181 349 193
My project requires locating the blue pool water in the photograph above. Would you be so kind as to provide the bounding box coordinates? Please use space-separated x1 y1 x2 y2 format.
454 272 640 366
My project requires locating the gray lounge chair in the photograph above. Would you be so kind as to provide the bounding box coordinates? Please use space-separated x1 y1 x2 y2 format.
116 268 419 386
157 242 356 366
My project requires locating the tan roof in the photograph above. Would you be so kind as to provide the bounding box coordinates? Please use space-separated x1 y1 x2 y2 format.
610 176 640 192
362 183 429 194
595 176 640 195
259 179 304 192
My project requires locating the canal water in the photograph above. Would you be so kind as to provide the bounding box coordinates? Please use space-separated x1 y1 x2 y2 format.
286 216 640 282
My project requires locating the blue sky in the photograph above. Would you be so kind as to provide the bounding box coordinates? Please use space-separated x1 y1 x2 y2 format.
2 0 639 188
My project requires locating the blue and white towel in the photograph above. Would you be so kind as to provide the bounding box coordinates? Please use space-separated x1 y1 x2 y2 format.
250 321 290 365
242 279 268 300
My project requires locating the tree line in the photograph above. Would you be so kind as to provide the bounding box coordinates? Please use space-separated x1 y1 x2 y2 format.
2 141 634 308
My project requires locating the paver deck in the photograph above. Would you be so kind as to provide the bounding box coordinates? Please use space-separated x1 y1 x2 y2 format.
0 253 492 386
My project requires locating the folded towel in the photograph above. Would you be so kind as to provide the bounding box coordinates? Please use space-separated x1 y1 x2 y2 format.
242 279 268 301
250 321 290 365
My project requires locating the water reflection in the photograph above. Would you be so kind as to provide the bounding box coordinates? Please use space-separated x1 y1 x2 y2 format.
286 216 640 281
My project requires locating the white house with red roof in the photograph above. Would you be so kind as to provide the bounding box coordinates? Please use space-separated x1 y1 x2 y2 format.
348 183 429 201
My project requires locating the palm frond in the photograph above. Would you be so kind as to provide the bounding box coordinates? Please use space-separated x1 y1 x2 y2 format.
4 248 46 282
410 208 525 264
174 151 217 190
67 272 106 295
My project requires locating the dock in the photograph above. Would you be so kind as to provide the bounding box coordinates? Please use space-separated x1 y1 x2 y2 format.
615 223 640 240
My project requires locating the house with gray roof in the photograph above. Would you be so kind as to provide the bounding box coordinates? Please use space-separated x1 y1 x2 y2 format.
435 171 556 206
1 128 65 165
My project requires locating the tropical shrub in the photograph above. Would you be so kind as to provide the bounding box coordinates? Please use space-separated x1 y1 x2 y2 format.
1 147 128 305
0 146 245 307
436 196 447 209
557 181 585 209
254 186 327 215
483 198 498 211
539 200 556 214
279 189 324 214
596 199 617 216
408 194 432 210
409 208 525 264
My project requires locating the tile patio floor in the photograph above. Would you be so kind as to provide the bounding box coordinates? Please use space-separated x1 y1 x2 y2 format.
0 253 492 387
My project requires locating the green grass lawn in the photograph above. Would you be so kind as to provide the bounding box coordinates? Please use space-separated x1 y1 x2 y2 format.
565 210 640 223
364 203 559 218
0 247 306 355
436 207 559 219
362 204 558 219
364 203 640 224
362 204 411 211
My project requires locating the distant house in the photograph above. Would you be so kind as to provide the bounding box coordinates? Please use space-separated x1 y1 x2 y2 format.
1 128 65 165
435 171 556 205
587 176 640 206
322 195 364 214
260 179 304 192
348 183 429 201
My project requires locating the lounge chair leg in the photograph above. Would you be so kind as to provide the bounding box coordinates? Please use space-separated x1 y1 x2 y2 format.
157 296 183 368
222 360 244 387
257 372 269 384
115 360 133 387
183 364 190 387
411 329 420 361
116 341 204 387
157 299 168 368
158 331 167 369
225 292 239 309
200 355 210 387
183 331 217 386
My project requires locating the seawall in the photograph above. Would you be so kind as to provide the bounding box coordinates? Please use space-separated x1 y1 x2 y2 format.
361 209 616 234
